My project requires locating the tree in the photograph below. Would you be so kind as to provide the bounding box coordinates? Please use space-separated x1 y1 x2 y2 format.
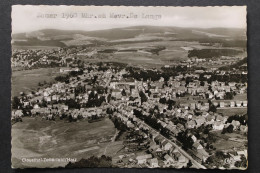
177 131 194 150
121 89 126 96
65 155 112 168
12 97 21 109
139 91 148 104
226 124 234 133
224 92 234 100
209 104 217 112
159 97 167 104
234 155 247 168
222 124 234 134
65 99 80 109
187 160 193 168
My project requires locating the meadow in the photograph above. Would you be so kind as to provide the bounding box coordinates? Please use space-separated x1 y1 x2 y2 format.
12 68 60 97
11 117 118 168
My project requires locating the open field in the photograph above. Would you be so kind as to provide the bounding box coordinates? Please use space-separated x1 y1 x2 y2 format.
12 68 60 97
12 45 61 50
233 93 247 100
11 117 117 168
217 108 247 116
211 131 247 153
84 40 237 69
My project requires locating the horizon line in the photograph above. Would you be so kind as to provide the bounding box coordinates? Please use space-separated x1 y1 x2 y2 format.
12 25 246 35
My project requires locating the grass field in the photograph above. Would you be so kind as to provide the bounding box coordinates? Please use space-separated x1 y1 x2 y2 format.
211 131 247 153
11 117 117 168
217 108 247 116
12 68 60 97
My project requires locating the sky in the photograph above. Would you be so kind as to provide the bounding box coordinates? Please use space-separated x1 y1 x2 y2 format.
12 5 247 34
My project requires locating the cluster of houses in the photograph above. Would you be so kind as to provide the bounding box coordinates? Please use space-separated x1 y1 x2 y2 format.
111 106 189 168
12 59 247 168
11 47 88 69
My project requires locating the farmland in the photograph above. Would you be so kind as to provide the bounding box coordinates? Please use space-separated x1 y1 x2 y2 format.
12 68 60 97
11 117 118 168
217 108 247 117
211 131 247 153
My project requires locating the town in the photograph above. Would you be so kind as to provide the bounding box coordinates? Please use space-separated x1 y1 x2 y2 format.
11 46 248 169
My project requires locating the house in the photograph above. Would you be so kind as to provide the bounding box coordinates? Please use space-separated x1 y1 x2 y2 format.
232 120 241 130
148 144 160 156
206 115 215 124
242 101 248 107
172 150 186 163
161 141 173 151
230 154 241 162
164 154 175 164
193 149 209 162
154 135 165 145
155 148 163 157
195 117 206 127
216 115 225 122
136 154 152 164
33 104 40 109
191 135 197 142
187 120 196 129
178 155 186 163
193 141 203 150
237 150 248 158
236 101 242 107
201 103 209 111
190 103 196 110
111 89 122 99
150 132 159 140
230 101 235 107
148 158 159 168
213 121 224 130
220 102 225 108
240 125 248 132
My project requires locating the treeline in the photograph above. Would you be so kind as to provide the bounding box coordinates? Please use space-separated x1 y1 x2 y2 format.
198 38 246 48
188 49 242 59
13 38 66 47
54 70 83 83
85 91 106 107
219 57 247 71
146 46 166 55
124 67 186 82
55 75 70 83
226 114 248 125
65 155 112 168
199 73 247 83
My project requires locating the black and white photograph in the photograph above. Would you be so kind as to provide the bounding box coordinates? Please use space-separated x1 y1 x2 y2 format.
11 5 247 169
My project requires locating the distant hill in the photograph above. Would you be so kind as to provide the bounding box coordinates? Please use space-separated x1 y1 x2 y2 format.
12 26 246 47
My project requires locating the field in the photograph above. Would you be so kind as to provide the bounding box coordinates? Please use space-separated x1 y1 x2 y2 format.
12 68 60 97
211 131 247 153
12 45 61 50
11 117 119 168
82 40 237 69
217 107 247 117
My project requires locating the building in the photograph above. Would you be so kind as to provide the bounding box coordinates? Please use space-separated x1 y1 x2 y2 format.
148 158 159 168
136 154 152 164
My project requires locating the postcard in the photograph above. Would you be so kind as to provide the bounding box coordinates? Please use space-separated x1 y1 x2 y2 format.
11 5 247 169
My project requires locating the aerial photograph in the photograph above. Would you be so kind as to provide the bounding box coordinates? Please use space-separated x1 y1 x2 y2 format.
11 6 247 169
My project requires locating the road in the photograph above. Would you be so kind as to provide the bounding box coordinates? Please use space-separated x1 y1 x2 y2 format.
113 103 206 169
138 119 206 169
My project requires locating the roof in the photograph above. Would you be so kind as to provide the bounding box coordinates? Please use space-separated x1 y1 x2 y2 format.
136 154 152 160
164 154 173 161
149 158 158 164
193 141 202 149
